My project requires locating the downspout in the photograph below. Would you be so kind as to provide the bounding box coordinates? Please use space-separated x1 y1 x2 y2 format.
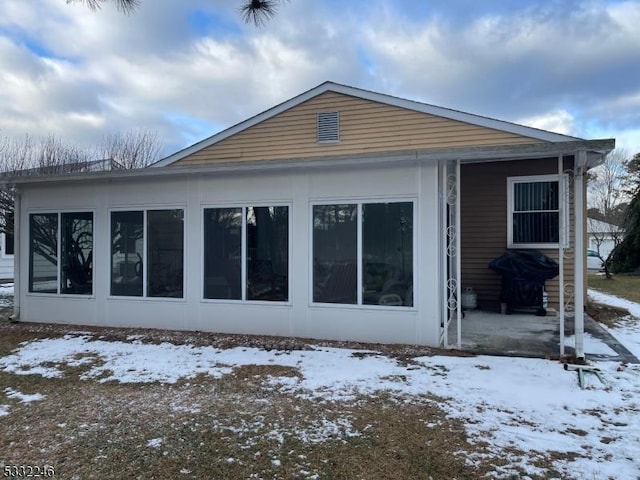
574 151 587 360
11 186 20 322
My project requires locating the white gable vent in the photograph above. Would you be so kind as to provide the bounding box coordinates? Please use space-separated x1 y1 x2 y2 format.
317 111 340 143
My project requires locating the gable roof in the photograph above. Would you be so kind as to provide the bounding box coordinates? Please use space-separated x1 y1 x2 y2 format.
151 81 582 167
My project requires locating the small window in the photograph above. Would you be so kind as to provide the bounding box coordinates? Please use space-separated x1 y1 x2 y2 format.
312 201 414 307
110 209 184 298
202 206 289 302
317 111 340 142
508 175 568 248
29 211 93 295
4 211 14 256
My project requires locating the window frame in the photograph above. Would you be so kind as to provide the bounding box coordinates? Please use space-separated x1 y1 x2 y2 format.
27 210 95 297
108 207 186 301
507 174 569 249
201 203 292 304
309 198 417 310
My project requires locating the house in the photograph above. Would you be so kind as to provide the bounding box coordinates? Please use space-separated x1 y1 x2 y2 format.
587 217 623 260
0 82 614 359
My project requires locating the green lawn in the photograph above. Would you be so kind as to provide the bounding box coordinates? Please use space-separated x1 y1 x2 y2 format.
588 273 640 304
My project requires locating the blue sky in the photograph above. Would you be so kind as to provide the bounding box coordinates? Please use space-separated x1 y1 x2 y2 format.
0 0 638 158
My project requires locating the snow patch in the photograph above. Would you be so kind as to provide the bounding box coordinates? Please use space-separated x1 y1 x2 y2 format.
147 438 163 448
4 387 45 403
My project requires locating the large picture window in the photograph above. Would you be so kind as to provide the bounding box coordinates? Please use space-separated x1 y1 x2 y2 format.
110 209 184 298
312 201 414 307
508 175 567 248
203 206 289 302
29 212 93 295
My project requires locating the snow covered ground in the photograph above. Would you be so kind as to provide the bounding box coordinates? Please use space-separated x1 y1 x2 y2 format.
0 287 639 478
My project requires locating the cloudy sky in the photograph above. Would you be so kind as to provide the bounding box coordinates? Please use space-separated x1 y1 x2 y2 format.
0 0 638 159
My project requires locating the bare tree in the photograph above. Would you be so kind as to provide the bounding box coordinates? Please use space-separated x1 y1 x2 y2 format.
0 129 164 242
67 0 288 25
99 129 163 170
587 148 630 276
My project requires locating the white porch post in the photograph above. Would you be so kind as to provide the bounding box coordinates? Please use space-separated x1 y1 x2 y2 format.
574 150 587 359
455 159 462 349
439 159 461 349
558 156 565 357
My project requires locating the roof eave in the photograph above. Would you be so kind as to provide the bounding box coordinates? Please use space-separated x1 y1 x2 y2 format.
2 138 615 189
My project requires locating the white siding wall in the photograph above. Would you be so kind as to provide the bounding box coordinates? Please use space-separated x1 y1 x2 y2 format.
18 163 441 346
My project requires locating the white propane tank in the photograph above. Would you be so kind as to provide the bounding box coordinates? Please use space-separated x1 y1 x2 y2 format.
542 289 548 309
461 287 478 310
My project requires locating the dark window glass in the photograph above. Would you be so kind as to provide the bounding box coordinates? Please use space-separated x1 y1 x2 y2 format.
514 181 558 211
29 213 58 293
312 204 357 304
513 212 560 244
147 209 184 298
362 202 413 307
246 206 288 301
204 208 242 300
61 212 93 295
513 181 559 244
5 211 14 255
111 211 144 297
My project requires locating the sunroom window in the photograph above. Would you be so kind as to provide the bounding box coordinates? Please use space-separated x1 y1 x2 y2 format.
203 206 289 302
508 175 567 248
110 209 184 298
29 212 93 295
312 201 414 307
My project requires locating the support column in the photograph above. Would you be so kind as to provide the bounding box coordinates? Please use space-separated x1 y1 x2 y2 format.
558 156 565 357
574 151 587 360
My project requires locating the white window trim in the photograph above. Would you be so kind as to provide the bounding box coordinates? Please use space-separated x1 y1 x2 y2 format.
507 174 569 249
200 203 292 305
107 206 187 302
27 209 95 298
309 199 417 310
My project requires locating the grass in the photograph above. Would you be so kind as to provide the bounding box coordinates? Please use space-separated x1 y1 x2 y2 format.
0 321 560 479
588 273 640 305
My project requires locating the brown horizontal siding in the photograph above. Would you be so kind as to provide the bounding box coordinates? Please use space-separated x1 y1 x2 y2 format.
174 92 543 166
461 158 576 312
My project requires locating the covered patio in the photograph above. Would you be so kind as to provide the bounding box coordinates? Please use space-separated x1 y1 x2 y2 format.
448 309 638 362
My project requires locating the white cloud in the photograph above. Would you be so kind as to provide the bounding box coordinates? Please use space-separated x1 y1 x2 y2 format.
0 0 638 157
518 109 575 136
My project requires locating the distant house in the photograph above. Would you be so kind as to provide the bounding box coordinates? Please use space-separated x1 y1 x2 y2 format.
0 82 614 358
587 217 623 259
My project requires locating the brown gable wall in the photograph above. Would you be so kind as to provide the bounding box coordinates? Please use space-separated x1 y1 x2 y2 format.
173 92 543 166
461 158 576 312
